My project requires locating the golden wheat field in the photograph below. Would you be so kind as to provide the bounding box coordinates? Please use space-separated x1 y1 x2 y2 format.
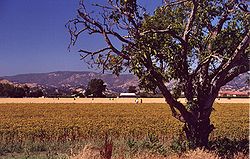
0 103 248 140
0 103 249 158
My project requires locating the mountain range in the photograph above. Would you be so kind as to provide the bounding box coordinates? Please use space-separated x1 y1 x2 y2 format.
1 71 248 93
1 71 138 92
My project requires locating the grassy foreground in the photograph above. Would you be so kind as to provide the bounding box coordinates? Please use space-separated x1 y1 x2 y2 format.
0 103 248 158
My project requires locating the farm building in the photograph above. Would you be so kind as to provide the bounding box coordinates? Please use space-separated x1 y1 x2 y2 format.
119 93 137 98
218 91 249 97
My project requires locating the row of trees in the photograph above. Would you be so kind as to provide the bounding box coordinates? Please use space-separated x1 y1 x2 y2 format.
0 83 43 98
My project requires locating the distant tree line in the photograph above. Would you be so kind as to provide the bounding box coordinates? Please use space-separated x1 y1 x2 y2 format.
0 83 43 98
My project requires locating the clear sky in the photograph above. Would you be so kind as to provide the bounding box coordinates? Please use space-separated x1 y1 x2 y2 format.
0 0 160 76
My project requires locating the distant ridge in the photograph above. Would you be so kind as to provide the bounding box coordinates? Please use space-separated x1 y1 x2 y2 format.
1 71 248 93
2 71 138 92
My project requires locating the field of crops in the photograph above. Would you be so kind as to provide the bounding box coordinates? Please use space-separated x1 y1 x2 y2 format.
0 103 249 158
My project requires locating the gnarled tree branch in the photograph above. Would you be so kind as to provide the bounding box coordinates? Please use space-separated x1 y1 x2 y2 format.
140 28 187 46
77 9 130 60
212 30 250 91
183 0 197 41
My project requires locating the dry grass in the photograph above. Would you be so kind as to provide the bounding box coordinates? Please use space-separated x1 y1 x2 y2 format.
71 144 249 159
72 137 113 159
71 144 103 159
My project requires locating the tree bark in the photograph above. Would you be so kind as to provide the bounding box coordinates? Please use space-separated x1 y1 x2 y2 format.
183 117 214 148
183 97 215 148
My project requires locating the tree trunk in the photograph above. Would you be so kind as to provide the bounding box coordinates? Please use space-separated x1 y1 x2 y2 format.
183 98 215 148
183 118 214 148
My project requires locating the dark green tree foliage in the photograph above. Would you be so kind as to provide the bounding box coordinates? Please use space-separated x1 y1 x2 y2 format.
0 83 29 97
13 87 26 98
29 89 44 97
67 0 249 147
128 86 137 93
85 79 106 97
0 83 44 98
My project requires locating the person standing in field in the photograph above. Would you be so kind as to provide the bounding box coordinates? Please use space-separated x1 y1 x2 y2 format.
135 98 139 104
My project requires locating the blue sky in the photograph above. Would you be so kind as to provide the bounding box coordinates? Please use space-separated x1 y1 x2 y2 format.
0 0 160 76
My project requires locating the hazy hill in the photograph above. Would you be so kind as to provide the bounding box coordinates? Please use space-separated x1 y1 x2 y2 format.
3 71 138 92
220 73 249 91
2 71 248 93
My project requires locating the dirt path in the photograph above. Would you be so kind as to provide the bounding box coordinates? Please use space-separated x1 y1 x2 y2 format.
0 98 248 104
